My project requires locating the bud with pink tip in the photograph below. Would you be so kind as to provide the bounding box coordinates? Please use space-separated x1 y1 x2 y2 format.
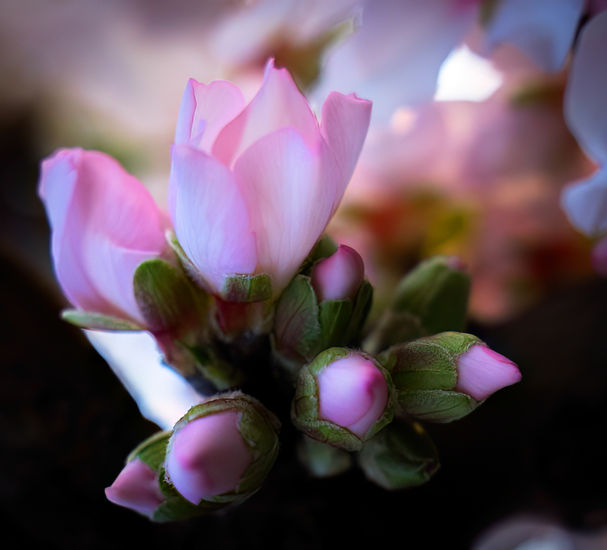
381 332 521 423
291 348 394 451
311 245 365 302
164 393 280 507
105 458 165 518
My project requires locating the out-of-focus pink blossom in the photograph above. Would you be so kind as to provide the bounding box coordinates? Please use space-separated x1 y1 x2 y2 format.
170 59 371 297
561 12 607 242
311 244 364 301
481 0 585 72
165 411 251 504
105 458 164 518
317 353 388 438
38 148 167 325
455 344 522 401
591 235 607 276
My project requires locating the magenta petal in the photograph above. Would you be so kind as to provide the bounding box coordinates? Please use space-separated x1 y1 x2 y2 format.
320 92 372 198
318 355 388 438
39 149 166 323
166 412 251 504
311 245 364 302
212 59 320 167
564 11 607 164
105 459 164 518
174 79 245 152
233 127 329 295
455 344 522 401
170 144 257 293
561 169 607 237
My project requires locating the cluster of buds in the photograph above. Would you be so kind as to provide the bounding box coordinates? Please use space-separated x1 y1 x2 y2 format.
39 62 521 521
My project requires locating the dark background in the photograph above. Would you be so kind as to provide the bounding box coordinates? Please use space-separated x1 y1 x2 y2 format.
2 107 607 549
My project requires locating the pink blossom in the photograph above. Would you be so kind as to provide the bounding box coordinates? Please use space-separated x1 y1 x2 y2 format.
317 353 388 438
170 59 371 297
165 411 251 504
105 458 164 518
455 344 522 401
311 244 364 301
38 148 167 325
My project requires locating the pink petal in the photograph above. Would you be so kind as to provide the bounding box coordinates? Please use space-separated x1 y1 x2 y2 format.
564 11 607 165
311 244 364 302
233 127 330 295
455 344 521 401
174 79 245 152
170 144 257 294
212 59 320 167
561 169 607 237
318 354 388 438
484 0 584 72
320 92 372 199
39 149 166 323
166 411 251 504
105 459 164 518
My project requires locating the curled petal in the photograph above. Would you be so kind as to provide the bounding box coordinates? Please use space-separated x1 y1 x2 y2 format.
213 59 320 167
561 169 607 237
564 11 607 164
170 145 257 293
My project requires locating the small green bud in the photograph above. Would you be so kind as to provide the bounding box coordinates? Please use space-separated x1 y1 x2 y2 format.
297 435 352 478
358 418 439 490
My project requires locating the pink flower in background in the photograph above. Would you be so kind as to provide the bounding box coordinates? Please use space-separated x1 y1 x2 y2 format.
38 148 167 325
166 411 251 504
170 59 371 297
105 458 165 518
317 353 388 438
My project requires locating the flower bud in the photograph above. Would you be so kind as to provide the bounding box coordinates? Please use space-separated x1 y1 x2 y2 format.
311 245 364 302
381 332 521 422
292 348 394 451
105 458 165 518
297 435 352 478
358 418 439 490
365 256 470 354
164 393 280 507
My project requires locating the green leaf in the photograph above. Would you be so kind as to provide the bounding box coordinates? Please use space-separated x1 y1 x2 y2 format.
318 299 353 349
273 275 321 363
221 273 272 302
345 279 373 343
398 388 478 423
61 309 143 331
134 258 206 332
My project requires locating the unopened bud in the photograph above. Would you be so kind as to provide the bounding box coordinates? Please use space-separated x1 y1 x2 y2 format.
358 418 439 490
292 348 394 451
381 332 521 422
311 245 364 302
297 435 352 478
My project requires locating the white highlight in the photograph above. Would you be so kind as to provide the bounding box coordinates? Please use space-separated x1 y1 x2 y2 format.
434 45 502 102
86 330 204 430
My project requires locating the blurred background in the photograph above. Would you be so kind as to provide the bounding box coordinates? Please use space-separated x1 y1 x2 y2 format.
2 1 607 548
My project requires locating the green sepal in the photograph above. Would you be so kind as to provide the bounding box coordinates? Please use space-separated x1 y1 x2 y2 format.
273 275 321 365
182 343 245 390
61 309 143 331
167 393 280 505
298 234 338 274
365 256 470 353
221 273 272 302
297 435 352 478
358 418 439 490
397 389 478 423
345 279 373 343
133 258 208 333
318 299 353 349
127 431 171 470
291 348 395 452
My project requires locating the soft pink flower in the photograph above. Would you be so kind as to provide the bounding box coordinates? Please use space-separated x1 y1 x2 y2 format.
455 344 521 401
165 411 251 504
38 148 167 325
317 353 388 438
170 59 371 297
311 244 364 301
105 458 165 518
